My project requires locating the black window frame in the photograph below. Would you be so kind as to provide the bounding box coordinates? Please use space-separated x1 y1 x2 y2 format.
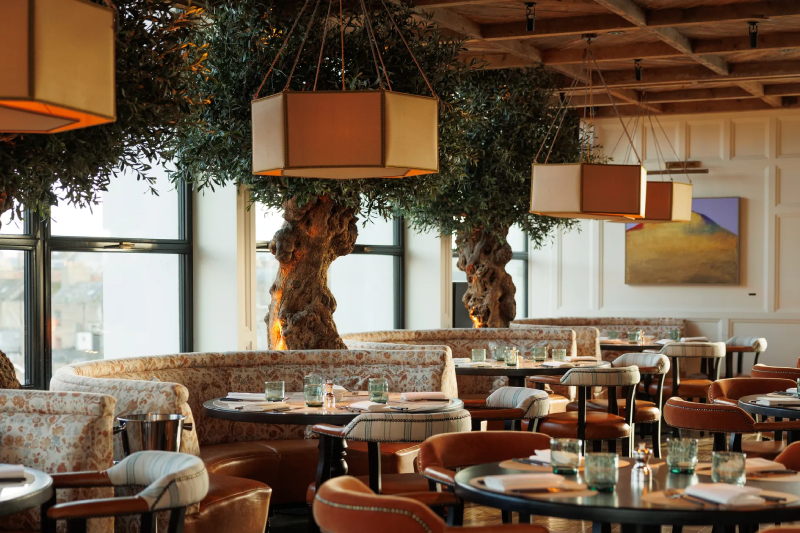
0 184 194 389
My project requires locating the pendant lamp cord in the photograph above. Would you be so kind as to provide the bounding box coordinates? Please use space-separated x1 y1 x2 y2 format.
313 0 334 91
285 0 323 90
378 0 438 98
533 56 583 164
253 0 311 100
651 103 692 183
340 0 346 90
360 0 391 90
645 99 671 182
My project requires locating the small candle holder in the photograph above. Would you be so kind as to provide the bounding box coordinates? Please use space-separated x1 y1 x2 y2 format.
632 443 653 477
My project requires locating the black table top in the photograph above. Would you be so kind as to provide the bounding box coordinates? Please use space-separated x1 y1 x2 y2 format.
454 460 800 527
0 466 53 518
454 360 610 377
599 343 664 352
739 394 800 419
203 393 465 426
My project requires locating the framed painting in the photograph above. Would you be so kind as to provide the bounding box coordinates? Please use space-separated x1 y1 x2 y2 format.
625 197 740 285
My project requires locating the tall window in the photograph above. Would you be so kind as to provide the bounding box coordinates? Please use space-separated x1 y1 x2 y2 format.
255 205 404 348
452 225 529 318
0 166 192 389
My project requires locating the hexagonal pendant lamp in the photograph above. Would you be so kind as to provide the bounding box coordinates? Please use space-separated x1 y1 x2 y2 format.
0 0 116 134
251 0 439 180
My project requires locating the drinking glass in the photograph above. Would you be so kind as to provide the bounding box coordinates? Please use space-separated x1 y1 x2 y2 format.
668 329 680 341
471 348 486 363
368 378 389 404
627 331 640 343
552 348 567 362
304 375 323 387
488 341 503 361
304 383 324 407
584 453 619 492
265 381 285 402
712 452 746 485
550 438 582 475
504 347 519 367
666 438 698 474
532 346 547 363
607 330 620 340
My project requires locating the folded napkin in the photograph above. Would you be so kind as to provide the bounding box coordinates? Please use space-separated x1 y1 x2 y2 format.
401 392 448 401
567 356 599 362
599 338 627 344
680 336 708 342
656 339 676 345
241 402 290 412
745 458 786 473
756 396 800 406
226 392 267 401
684 483 764 506
540 361 575 368
456 361 493 368
787 388 798 394
452 358 471 364
0 464 25 480
531 449 585 466
483 473 565 492
349 401 392 412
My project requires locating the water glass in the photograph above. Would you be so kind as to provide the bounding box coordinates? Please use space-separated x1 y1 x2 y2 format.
471 348 486 363
532 346 547 363
712 452 746 485
504 347 519 367
265 381 285 402
584 453 619 492
607 330 620 340
304 383 324 407
627 331 640 343
666 438 698 474
550 438 582 475
368 378 389 404
668 329 680 341
552 348 567 362
489 341 504 361
304 375 323 387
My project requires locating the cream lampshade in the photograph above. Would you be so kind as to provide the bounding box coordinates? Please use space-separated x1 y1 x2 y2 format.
530 163 647 220
252 90 439 179
0 0 116 134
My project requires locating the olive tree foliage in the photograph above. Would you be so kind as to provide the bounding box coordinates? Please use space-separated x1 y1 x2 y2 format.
0 0 207 225
169 0 469 221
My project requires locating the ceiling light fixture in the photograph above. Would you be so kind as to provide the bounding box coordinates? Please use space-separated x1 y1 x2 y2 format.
634 59 643 82
749 21 759 49
526 3 537 32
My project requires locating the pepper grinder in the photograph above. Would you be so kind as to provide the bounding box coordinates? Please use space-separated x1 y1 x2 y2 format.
632 442 653 476
323 379 336 411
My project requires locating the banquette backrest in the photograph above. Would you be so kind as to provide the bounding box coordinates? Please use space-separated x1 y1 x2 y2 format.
511 317 686 339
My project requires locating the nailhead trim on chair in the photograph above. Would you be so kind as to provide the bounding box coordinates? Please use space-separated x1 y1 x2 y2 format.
665 402 756 433
314 495 433 533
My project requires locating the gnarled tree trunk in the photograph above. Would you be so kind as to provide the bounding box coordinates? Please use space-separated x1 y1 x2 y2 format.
456 227 516 328
267 196 358 350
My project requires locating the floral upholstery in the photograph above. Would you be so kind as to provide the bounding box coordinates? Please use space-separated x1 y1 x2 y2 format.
612 353 670 375
726 336 768 353
660 342 726 358
560 367 640 387
106 452 209 511
0 390 115 533
50 349 455 457
342 328 576 396
485 387 550 419
511 323 601 359
316 410 472 443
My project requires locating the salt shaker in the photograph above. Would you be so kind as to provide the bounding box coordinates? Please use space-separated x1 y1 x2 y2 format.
632 443 653 476
323 379 336 410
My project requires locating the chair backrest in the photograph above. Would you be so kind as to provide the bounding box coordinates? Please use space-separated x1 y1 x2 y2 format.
726 336 768 352
776 442 800 471
612 352 670 375
511 323 600 359
661 342 726 358
752 364 800 381
418 431 551 473
560 366 641 387
314 476 446 533
663 397 755 433
485 387 549 419
330 410 472 443
511 317 686 339
709 377 797 406
0 390 115 533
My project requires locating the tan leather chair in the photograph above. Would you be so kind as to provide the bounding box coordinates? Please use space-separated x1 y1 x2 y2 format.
313 476 548 533
664 397 800 458
752 364 800 381
776 441 800 470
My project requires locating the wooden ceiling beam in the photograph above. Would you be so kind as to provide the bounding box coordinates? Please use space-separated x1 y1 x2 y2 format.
563 86 756 106
737 81 782 107
481 15 633 41
647 0 800 28
592 97 798 116
764 82 800 96
590 60 800 88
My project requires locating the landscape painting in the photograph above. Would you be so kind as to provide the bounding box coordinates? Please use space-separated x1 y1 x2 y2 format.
625 197 740 285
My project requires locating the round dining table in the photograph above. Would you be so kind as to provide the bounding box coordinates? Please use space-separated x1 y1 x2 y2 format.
0 466 53 518
454 460 800 533
739 393 800 444
455 359 611 387
599 342 663 353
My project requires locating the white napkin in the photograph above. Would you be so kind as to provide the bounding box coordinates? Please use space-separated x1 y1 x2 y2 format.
531 449 585 466
457 361 493 368
684 483 764 506
756 396 800 406
680 337 708 342
567 356 598 362
226 392 267 401
0 464 25 480
349 401 392 412
240 402 291 412
401 392 448 401
787 388 798 394
483 473 565 492
745 458 786 473
452 358 471 364
541 361 575 368
599 338 627 344
656 339 676 345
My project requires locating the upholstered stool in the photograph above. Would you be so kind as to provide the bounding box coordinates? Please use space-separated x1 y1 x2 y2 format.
725 336 768 377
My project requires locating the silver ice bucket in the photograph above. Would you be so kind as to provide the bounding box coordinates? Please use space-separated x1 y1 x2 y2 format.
114 413 193 456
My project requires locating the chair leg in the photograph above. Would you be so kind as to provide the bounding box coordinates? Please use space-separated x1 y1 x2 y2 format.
713 433 727 452
622 437 631 458
729 433 743 453
608 439 617 454
518 512 531 524
652 420 662 458
593 440 602 452
140 513 157 533
368 442 382 494
169 508 187 533
446 503 464 526
672 424 680 438
501 511 512 524
67 519 87 533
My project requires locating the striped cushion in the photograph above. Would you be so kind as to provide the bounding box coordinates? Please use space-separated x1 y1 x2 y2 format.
726 336 768 352
612 352 670 375
560 367 640 387
107 451 209 510
338 410 472 443
486 387 550 419
661 342 726 358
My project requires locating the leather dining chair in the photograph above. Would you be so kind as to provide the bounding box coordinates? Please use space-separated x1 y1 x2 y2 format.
538 366 641 456
775 441 800 470
752 364 800 380
43 451 209 533
566 353 670 457
418 431 551 526
313 476 548 533
663 397 800 457
709 377 798 458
